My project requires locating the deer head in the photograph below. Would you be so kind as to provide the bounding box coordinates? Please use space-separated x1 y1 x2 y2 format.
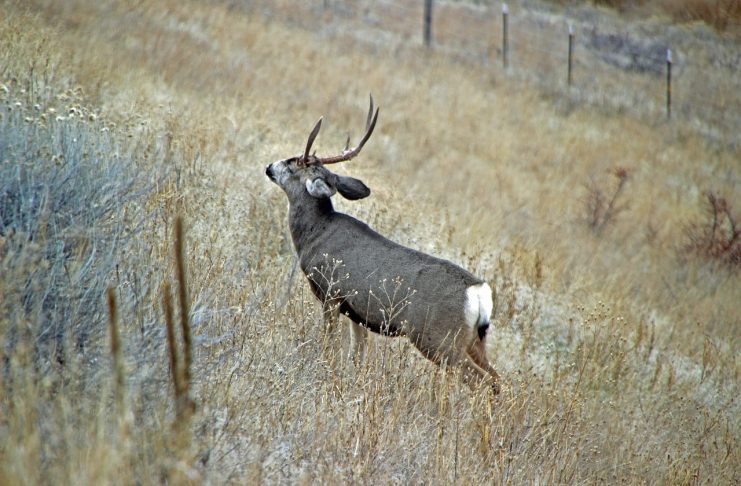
265 95 379 202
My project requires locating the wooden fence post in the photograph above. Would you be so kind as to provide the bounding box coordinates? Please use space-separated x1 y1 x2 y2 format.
567 24 574 87
424 0 433 47
666 48 672 119
502 3 509 69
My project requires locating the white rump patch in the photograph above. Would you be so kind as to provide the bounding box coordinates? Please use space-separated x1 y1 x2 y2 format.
464 283 493 329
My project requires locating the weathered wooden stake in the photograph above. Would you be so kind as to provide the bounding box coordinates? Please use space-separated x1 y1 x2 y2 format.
174 216 191 393
107 287 125 410
424 0 433 47
502 3 509 69
666 48 672 119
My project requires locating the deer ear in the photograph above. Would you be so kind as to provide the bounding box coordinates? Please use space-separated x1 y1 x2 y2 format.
305 177 336 199
335 175 370 200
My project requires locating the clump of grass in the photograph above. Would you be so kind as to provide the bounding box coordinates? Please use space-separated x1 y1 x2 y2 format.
683 191 740 270
582 166 630 235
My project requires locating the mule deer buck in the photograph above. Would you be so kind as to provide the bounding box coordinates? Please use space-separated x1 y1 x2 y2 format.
265 96 500 393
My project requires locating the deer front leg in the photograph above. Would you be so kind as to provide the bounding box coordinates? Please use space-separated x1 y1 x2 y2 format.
322 299 341 338
320 300 342 365
348 320 368 364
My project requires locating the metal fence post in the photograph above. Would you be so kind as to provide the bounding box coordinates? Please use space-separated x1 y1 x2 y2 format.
424 0 433 47
567 24 574 87
666 49 672 119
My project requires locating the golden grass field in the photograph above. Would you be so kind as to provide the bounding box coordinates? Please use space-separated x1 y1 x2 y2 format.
1 0 739 483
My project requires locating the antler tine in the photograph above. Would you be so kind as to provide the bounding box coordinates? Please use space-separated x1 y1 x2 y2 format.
366 93 374 131
319 95 379 165
302 117 323 163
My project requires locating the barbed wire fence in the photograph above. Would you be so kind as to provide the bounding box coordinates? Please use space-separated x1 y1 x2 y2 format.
244 0 740 147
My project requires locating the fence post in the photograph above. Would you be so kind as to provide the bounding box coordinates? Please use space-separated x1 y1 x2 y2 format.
567 24 574 87
666 48 672 119
424 0 433 47
502 3 509 69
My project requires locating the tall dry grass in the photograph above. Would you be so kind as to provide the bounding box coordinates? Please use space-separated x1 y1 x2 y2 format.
1 0 739 483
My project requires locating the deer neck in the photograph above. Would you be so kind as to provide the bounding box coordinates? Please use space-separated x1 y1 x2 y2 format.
287 195 334 255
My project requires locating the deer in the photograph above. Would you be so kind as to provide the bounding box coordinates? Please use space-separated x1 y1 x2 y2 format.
265 96 500 393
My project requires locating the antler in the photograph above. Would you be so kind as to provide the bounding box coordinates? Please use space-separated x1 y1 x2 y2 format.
299 94 379 166
302 117 323 162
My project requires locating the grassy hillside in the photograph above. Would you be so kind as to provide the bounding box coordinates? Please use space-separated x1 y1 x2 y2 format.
1 0 738 483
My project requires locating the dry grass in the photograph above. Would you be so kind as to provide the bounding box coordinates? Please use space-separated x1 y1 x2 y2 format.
1 0 739 483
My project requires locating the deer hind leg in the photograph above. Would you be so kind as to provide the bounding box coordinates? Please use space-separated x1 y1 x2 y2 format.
411 330 499 393
445 332 499 393
439 346 496 392
460 355 499 392
467 337 501 394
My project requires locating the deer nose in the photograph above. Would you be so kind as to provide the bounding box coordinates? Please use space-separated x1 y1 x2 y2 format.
265 164 273 179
